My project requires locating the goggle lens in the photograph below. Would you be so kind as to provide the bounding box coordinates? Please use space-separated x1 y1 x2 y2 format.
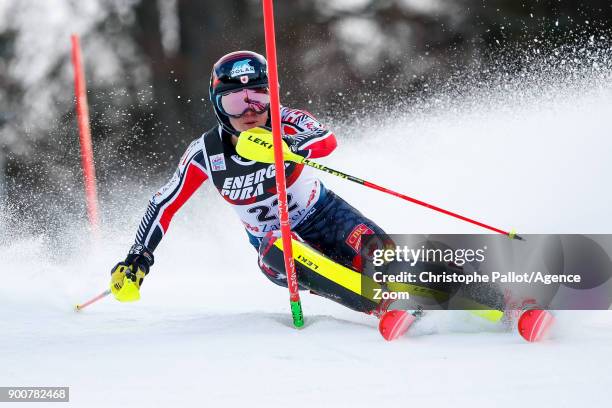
218 88 270 118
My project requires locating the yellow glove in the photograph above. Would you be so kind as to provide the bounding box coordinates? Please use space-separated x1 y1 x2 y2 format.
110 263 146 302
110 244 154 302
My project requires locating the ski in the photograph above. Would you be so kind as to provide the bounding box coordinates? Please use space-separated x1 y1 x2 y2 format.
378 307 424 341
517 308 555 342
378 306 554 342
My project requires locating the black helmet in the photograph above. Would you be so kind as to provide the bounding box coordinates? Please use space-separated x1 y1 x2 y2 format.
209 51 269 133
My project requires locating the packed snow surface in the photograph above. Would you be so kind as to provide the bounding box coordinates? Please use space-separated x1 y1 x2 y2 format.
2 63 612 407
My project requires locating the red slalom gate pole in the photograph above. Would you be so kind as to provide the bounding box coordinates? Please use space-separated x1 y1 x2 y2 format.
71 34 100 233
262 0 304 328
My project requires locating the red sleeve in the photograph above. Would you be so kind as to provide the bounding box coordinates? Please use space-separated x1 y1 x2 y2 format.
134 138 208 251
281 107 337 159
158 163 208 232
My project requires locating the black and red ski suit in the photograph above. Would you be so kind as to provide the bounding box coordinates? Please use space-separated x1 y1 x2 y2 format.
132 107 387 312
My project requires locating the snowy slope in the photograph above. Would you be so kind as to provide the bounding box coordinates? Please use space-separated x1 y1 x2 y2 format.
2 69 612 407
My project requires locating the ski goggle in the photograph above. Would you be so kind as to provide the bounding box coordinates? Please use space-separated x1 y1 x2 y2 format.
216 88 270 118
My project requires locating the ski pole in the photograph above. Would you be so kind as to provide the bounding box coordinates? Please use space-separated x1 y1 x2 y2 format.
75 289 111 312
299 159 523 240
236 128 523 241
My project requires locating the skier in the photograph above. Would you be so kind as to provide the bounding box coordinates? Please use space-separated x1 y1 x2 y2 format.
109 50 397 320
106 50 554 342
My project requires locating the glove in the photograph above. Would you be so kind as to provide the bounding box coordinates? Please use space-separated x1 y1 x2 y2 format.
282 136 302 155
110 244 154 302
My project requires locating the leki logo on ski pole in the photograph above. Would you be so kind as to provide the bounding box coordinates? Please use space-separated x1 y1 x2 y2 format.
247 134 273 149
297 254 320 270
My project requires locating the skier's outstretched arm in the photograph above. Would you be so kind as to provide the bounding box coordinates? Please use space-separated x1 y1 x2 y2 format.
280 107 337 159
109 137 209 302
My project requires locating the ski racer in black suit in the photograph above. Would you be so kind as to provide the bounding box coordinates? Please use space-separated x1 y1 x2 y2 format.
109 51 392 316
